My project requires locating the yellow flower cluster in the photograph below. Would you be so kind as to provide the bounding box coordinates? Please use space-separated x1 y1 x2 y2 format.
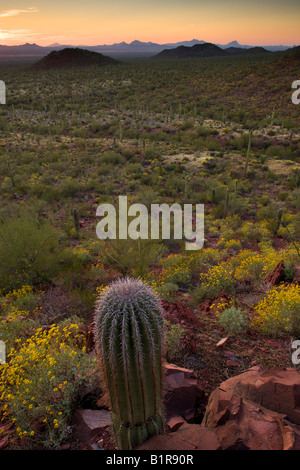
200 260 235 291
2 305 30 322
251 284 300 335
145 254 191 294
0 323 95 447
4 285 34 300
235 243 298 283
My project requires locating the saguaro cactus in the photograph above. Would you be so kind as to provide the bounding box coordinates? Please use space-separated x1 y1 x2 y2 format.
94 277 165 450
72 207 80 237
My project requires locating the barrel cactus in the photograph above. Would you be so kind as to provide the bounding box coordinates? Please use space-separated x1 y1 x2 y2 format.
94 277 165 450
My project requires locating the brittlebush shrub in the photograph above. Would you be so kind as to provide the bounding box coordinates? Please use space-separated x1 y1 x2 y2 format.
0 320 96 449
251 284 300 336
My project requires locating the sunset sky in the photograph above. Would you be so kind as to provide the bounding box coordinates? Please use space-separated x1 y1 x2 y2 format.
0 0 299 47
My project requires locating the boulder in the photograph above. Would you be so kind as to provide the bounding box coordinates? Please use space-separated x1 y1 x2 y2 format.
207 365 300 425
203 389 300 450
72 409 112 449
137 423 221 450
166 416 186 432
264 260 285 287
293 266 300 284
163 363 205 422
202 365 300 450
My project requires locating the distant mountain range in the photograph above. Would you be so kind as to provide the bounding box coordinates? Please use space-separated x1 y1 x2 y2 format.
0 39 296 60
154 43 271 59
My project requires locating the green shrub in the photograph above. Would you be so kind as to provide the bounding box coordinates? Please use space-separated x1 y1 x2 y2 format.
165 321 185 362
218 307 249 334
0 215 69 292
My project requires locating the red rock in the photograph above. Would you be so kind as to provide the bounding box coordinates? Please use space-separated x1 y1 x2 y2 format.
202 386 300 450
226 360 240 367
167 416 186 432
264 260 285 287
137 423 221 450
202 366 300 450
210 365 300 425
163 363 205 422
0 435 9 450
58 444 71 450
216 337 229 348
198 291 230 315
265 339 283 349
161 300 200 327
224 350 236 356
293 266 300 284
72 409 112 449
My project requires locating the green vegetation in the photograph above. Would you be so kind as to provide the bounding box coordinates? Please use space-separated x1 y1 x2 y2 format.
0 50 299 449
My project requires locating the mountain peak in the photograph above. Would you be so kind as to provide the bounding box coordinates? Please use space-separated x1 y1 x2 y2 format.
227 40 241 47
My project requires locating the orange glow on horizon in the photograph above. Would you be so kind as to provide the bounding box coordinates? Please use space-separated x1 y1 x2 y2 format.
0 2 299 47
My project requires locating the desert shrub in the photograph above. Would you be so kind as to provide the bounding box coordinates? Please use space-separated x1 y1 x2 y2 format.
238 220 272 243
218 307 249 334
160 254 191 286
0 215 69 292
165 321 185 362
251 284 300 336
256 205 280 233
217 238 242 251
100 151 126 166
0 320 96 449
1 285 41 312
60 179 82 198
198 260 235 299
155 282 179 299
101 238 166 278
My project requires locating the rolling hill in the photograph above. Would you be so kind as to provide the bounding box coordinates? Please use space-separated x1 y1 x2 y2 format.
31 48 118 70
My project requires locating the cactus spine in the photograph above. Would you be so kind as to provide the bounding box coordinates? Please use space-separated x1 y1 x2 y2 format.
94 277 165 450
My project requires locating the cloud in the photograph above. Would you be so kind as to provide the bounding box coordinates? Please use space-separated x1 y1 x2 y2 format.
0 7 38 18
0 28 39 41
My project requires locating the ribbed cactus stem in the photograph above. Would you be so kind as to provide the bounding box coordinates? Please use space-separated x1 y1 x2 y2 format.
211 187 216 204
72 207 80 237
274 208 283 235
94 277 165 450
224 187 229 218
